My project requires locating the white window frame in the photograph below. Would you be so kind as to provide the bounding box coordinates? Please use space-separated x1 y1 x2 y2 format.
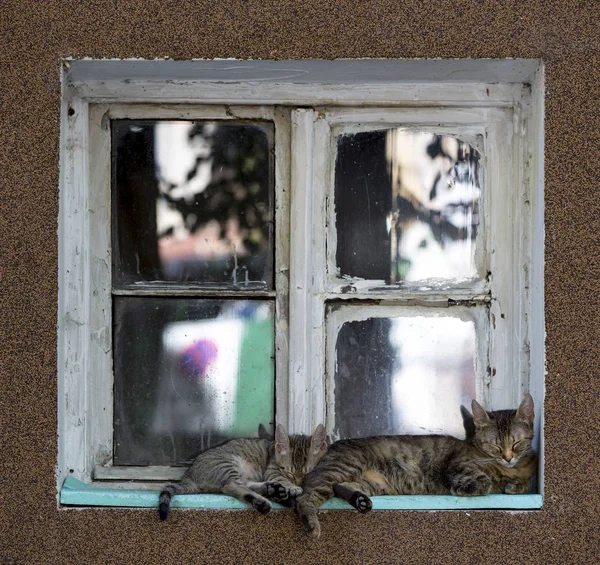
58 59 544 501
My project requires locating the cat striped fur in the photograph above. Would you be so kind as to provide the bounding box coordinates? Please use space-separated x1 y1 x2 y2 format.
158 424 327 520
296 396 537 538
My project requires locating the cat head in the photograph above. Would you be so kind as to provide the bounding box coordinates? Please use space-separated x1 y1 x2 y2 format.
273 424 328 485
470 394 535 468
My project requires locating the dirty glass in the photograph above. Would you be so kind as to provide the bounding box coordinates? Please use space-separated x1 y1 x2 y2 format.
331 311 477 440
112 120 274 289
113 297 275 466
335 130 481 284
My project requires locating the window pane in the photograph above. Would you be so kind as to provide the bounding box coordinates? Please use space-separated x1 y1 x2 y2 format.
335 130 481 284
331 310 478 440
113 297 274 466
112 120 274 289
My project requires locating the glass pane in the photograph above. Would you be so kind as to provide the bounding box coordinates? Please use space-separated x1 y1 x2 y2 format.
113 297 274 466
335 129 481 284
112 120 274 289
332 311 477 440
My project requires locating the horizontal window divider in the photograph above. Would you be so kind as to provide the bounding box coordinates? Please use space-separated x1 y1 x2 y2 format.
61 477 542 511
324 293 490 306
94 465 186 481
112 288 276 298
328 280 490 295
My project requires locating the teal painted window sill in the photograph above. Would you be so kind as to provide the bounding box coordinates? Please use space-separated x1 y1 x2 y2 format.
61 477 542 510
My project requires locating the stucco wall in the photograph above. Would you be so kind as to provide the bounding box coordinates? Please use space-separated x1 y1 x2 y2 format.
1 1 599 563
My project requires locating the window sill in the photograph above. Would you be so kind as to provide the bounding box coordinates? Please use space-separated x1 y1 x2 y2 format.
60 477 543 510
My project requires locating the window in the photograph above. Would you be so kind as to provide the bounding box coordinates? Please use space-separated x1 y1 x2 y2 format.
59 60 544 508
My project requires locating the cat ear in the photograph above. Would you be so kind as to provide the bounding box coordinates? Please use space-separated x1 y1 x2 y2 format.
460 405 476 439
310 424 327 454
257 423 272 441
471 399 491 428
275 424 290 454
516 394 535 425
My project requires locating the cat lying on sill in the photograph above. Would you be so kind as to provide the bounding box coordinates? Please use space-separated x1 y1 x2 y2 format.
158 424 327 520
295 395 537 539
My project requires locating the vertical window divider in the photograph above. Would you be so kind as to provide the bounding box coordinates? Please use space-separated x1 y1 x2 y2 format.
288 109 328 434
273 107 292 431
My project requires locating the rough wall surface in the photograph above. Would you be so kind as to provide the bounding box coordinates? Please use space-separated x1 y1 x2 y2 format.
1 1 599 563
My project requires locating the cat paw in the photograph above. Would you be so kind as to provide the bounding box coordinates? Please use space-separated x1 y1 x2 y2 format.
288 486 303 498
351 492 373 514
266 481 290 502
451 475 491 497
304 518 321 539
505 480 528 494
253 498 272 514
296 499 322 539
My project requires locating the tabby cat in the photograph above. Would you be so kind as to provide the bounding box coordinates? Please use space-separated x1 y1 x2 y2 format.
158 424 327 520
296 395 537 538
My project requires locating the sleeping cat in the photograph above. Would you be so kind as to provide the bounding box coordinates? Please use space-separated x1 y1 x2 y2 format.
295 395 537 538
158 424 327 520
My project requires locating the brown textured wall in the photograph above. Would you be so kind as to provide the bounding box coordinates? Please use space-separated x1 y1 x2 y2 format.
1 1 599 563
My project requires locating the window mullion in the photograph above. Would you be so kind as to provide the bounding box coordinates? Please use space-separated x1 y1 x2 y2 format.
273 107 292 432
487 114 522 411
288 109 328 434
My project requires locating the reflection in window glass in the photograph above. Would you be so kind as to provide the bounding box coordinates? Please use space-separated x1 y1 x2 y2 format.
335 130 481 284
333 314 477 440
113 298 274 466
112 120 274 289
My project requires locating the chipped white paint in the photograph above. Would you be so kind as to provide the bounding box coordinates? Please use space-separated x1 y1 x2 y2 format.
273 107 292 428
525 66 546 492
87 105 114 475
60 59 544 496
93 465 186 481
67 59 541 85
288 109 328 433
58 92 90 493
58 98 292 488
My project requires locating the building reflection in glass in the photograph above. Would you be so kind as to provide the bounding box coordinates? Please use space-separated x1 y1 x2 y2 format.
333 313 477 440
113 298 275 466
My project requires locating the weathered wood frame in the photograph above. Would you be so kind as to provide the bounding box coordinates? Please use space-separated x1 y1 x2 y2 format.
58 59 544 499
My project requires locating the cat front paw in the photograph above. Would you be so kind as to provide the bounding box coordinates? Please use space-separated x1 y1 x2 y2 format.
266 481 290 502
451 474 492 497
296 498 322 539
299 513 321 539
351 491 373 514
305 519 321 539
505 480 528 494
288 486 303 498
253 498 272 514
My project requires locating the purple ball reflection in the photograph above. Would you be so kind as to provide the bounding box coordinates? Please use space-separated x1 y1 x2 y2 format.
180 340 218 382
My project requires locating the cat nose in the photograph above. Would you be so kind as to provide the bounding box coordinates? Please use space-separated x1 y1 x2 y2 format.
503 453 512 463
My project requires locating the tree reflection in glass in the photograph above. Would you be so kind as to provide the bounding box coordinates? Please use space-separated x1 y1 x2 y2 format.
112 120 274 289
335 129 481 285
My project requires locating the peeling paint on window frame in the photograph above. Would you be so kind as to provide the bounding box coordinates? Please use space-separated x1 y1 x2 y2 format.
58 59 545 502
